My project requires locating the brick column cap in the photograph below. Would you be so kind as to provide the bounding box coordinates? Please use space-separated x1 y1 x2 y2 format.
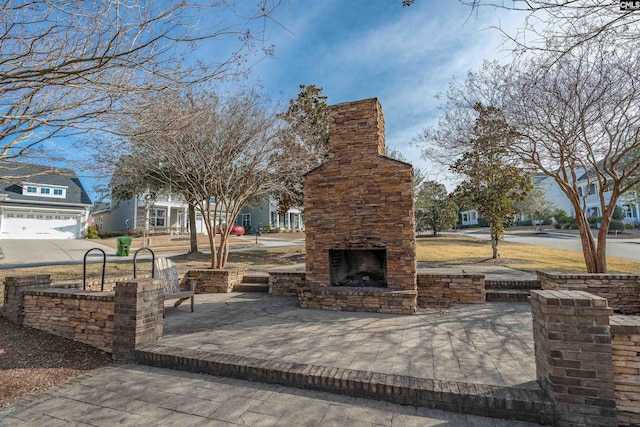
531 289 608 307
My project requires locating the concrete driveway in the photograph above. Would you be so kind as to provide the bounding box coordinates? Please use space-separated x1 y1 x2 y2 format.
0 239 117 268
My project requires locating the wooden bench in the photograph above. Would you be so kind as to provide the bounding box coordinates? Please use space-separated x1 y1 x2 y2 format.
154 257 196 316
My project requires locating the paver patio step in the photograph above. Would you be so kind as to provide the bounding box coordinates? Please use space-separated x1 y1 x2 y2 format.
234 283 270 293
486 289 531 302
135 344 553 425
242 273 270 284
484 280 541 290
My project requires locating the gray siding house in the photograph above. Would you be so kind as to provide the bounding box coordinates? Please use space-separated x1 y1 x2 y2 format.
235 195 304 233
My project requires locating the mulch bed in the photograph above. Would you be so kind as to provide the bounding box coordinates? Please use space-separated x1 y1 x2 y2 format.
0 318 112 407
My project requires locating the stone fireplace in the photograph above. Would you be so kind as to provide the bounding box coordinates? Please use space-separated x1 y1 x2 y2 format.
300 98 417 314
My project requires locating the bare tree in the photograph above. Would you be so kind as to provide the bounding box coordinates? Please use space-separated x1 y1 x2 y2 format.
427 1 638 57
0 0 280 164
109 88 292 269
418 35 640 272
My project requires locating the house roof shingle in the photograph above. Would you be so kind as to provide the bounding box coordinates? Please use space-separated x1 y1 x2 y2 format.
0 161 92 206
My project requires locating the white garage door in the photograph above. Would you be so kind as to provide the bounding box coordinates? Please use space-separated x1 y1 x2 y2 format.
1 212 80 239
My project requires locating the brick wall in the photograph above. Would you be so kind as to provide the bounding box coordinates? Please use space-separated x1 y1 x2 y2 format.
531 290 617 426
538 271 640 314
269 271 306 296
304 98 416 297
416 274 485 307
610 315 640 426
299 287 417 314
186 268 246 293
112 279 164 361
23 288 114 352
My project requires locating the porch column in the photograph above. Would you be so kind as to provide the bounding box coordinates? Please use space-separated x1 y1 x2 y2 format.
167 206 171 232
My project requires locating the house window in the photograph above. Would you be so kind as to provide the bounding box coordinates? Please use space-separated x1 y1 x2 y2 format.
53 189 63 196
6 213 14 218
26 186 37 193
627 206 637 219
40 188 50 195
588 183 596 195
462 213 469 222
578 187 583 197
150 209 166 227
242 213 251 227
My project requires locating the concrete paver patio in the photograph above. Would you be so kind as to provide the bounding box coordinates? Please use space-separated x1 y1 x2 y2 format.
0 292 545 426
160 293 538 390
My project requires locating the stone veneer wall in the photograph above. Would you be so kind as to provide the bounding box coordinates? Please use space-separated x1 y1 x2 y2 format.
304 98 416 295
4 275 164 360
186 268 247 293
298 287 417 315
416 274 485 307
3 275 52 323
610 315 640 426
269 272 306 296
538 271 640 314
23 288 114 352
530 290 617 427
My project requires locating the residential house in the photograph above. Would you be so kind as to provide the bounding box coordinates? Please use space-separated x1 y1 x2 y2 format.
0 162 92 239
462 172 640 227
458 210 479 227
539 172 639 225
92 193 211 234
235 195 304 233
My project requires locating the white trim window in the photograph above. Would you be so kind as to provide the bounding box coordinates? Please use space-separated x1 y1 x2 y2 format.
150 209 166 227
242 213 251 227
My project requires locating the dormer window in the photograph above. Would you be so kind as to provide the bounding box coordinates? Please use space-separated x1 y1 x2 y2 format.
22 182 67 198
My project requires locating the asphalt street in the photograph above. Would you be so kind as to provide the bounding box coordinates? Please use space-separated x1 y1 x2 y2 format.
458 230 640 262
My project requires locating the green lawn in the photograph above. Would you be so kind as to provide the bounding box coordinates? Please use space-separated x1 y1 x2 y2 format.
416 235 640 274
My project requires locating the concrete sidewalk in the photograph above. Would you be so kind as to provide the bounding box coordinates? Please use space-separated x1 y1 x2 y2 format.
0 364 540 426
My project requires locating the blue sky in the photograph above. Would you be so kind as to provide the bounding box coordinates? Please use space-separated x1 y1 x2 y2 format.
74 1 522 200
243 1 521 185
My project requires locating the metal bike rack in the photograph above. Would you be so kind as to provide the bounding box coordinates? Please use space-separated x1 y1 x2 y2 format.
133 247 155 279
83 248 106 291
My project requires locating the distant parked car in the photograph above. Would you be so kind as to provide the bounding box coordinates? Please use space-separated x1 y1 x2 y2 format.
216 225 245 235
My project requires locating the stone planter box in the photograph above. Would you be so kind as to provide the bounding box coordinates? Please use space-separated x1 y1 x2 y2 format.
186 268 247 293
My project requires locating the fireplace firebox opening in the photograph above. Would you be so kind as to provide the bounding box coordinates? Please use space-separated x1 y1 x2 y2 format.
329 249 387 288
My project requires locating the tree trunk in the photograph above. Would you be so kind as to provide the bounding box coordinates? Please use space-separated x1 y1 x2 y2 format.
575 214 599 273
490 224 500 259
188 204 198 254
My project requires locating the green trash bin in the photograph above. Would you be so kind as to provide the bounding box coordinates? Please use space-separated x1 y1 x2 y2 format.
116 236 132 256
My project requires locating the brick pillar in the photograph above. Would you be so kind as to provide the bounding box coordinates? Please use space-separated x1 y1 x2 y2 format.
3 275 52 324
531 290 617 427
112 278 163 362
